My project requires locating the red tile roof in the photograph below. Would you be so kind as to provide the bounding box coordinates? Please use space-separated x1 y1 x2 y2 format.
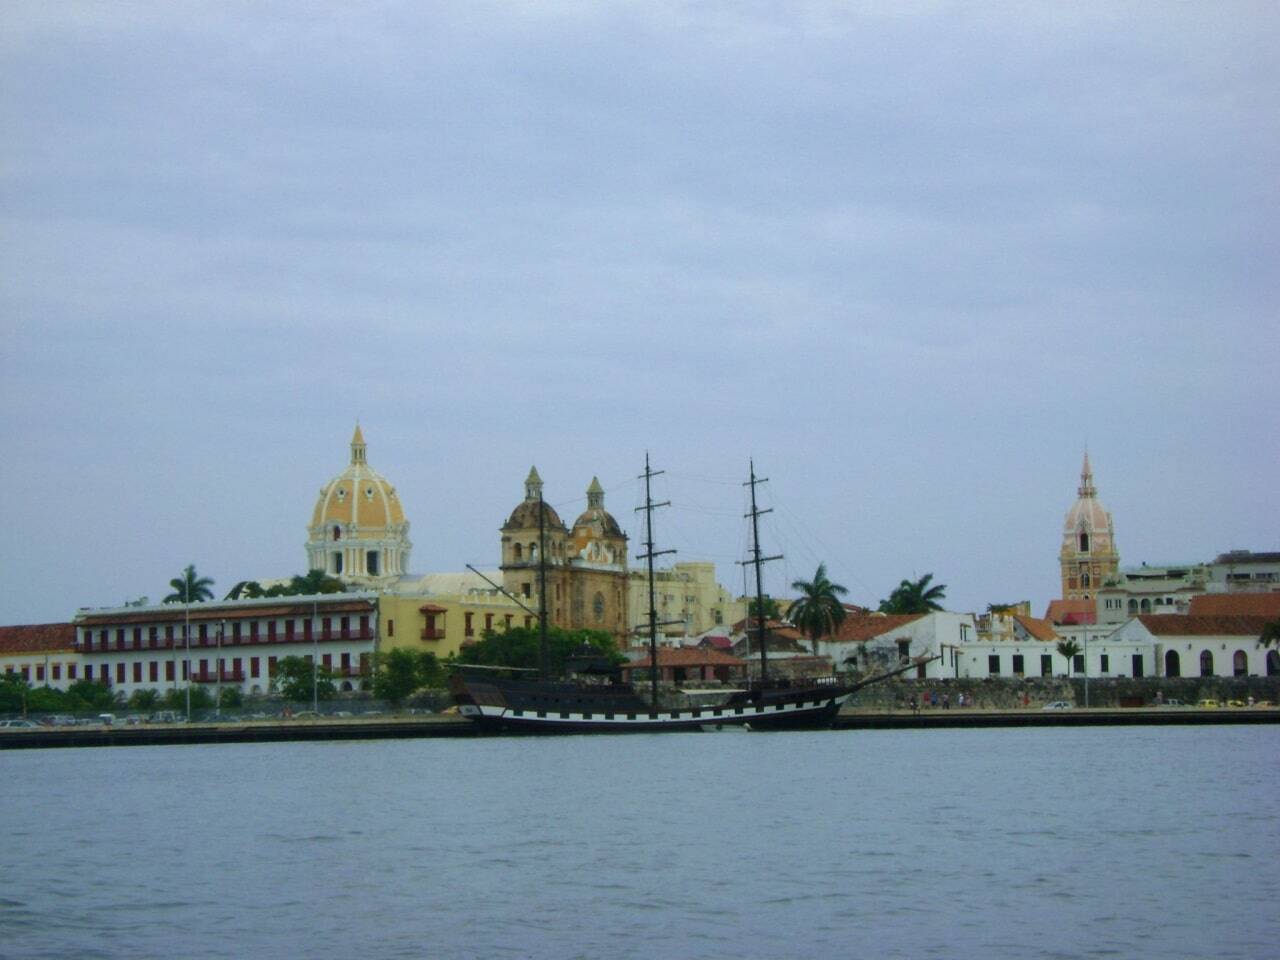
830 614 924 643
0 623 76 655
77 598 377 626
1045 599 1096 625
624 647 745 669
1013 614 1059 642
1135 615 1272 637
1187 593 1280 618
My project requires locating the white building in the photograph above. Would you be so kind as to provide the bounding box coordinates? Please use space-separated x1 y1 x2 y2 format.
0 623 79 690
818 612 979 680
73 593 381 698
1109 614 1279 678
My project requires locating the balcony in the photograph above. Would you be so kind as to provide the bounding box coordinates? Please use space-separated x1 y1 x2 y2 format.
420 628 446 641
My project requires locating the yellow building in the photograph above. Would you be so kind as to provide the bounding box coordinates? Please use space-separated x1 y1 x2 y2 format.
376 573 533 661
625 561 745 640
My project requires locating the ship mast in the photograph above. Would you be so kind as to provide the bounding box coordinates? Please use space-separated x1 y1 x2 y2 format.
537 491 549 680
635 453 674 706
743 460 781 684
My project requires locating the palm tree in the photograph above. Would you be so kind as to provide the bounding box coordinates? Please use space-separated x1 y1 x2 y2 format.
1056 639 1082 676
288 569 346 595
788 563 850 656
878 573 947 614
224 580 266 601
1260 620 1280 649
164 564 214 604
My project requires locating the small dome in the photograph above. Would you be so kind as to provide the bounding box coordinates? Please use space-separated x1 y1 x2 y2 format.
311 427 407 535
503 465 567 531
572 477 624 538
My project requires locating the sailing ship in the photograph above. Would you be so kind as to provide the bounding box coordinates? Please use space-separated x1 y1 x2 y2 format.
449 457 924 733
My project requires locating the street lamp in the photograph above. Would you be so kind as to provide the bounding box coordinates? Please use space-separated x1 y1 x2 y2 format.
215 620 224 719
312 597 319 714
1084 625 1090 709
184 601 191 722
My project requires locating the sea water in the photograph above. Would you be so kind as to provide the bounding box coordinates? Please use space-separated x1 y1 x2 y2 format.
3 726 1276 959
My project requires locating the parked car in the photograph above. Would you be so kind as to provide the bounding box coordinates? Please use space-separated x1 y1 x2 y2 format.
1041 701 1073 710
1196 699 1219 709
1160 698 1186 707
97 713 117 725
1 719 40 728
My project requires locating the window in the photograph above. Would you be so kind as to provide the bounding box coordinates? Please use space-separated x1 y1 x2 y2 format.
250 621 259 642
116 663 126 684
322 653 332 669
52 663 62 680
521 582 531 597
504 614 513 629
116 628 125 650
133 662 142 683
166 661 175 681
1100 654 1110 673
1080 533 1089 551
1012 654 1024 675
268 621 277 642
387 618 395 638
149 661 158 682
85 664 94 681
36 664 45 682
367 551 379 575
251 657 260 679
133 627 142 646
959 624 971 642
359 615 369 637
286 619 296 641
268 656 278 677
68 664 77 680
1073 655 1085 673
332 552 343 574
465 612 474 637
1040 654 1053 677
897 640 911 662
232 657 242 678
150 626 159 648
988 655 1001 675
485 613 493 631
1132 654 1144 678
199 623 208 643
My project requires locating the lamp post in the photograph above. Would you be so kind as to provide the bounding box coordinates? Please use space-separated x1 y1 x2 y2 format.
312 598 319 714
184 601 191 722
215 620 224 719
1083 625 1090 709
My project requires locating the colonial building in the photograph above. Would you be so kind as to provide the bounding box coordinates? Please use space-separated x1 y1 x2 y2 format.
1207 550 1280 594
0 623 78 690
499 468 629 640
72 594 380 698
1094 562 1210 624
306 426 411 586
378 571 533 661
1058 452 1119 602
625 562 744 640
1110 614 1279 678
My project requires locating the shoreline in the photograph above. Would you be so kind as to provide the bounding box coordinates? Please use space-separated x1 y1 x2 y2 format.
1 706 1278 748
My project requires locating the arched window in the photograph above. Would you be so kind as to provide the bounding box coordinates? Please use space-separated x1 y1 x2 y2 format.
513 543 523 561
1079 532 1089 552
1128 598 1138 615
333 525 341 541
1140 598 1151 613
1268 650 1280 677
1200 649 1214 677
1233 650 1248 677
1082 572 1091 587
1164 650 1181 677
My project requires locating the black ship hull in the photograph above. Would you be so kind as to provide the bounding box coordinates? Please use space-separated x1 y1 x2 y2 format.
449 673 851 734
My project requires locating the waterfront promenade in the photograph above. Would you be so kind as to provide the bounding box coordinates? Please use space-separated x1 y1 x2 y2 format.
2 705 1277 748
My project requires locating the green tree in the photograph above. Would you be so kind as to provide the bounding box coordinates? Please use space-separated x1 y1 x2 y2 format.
286 570 347 596
878 574 947 614
27 685 68 713
373 649 444 705
128 688 161 710
1056 639 1082 676
787 563 850 655
0 673 29 713
64 679 119 712
218 687 243 708
747 596 781 621
272 655 337 702
161 686 214 712
451 626 620 675
224 580 266 600
165 564 215 604
1260 620 1280 649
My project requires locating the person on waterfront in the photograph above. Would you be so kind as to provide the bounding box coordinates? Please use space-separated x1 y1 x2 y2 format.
943 693 950 710
957 692 965 708
910 695 919 716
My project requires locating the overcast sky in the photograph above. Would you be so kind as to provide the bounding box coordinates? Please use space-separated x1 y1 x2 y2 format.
2 2 1276 626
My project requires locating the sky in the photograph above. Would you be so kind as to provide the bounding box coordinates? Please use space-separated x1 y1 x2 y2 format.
2 1 1276 626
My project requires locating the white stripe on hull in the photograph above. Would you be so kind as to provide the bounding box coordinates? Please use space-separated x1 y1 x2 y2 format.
459 692 851 729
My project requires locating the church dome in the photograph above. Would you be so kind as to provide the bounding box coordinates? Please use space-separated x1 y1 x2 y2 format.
311 425 406 534
572 477 624 539
306 426 411 583
502 466 567 531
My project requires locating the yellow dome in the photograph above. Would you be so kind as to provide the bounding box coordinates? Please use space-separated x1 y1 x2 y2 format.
311 428 405 536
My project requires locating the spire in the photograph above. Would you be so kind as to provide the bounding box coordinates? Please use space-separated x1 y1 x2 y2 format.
351 424 367 466
1077 450 1096 498
586 476 604 510
524 466 543 502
